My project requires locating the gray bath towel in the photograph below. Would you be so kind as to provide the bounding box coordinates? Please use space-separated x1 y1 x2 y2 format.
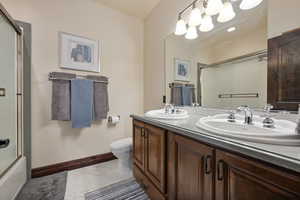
86 75 109 120
170 83 183 106
51 72 76 120
71 79 94 128
186 84 196 104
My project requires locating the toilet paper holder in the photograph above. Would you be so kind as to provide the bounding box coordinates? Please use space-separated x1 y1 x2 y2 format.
108 115 121 124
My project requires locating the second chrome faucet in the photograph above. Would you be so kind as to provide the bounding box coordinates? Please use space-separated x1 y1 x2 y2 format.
237 105 253 125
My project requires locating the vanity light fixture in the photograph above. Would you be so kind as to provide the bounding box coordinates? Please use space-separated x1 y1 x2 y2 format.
240 0 263 10
185 26 198 40
217 1 236 23
174 0 264 39
188 3 203 27
227 26 236 32
199 15 214 32
205 0 224 16
175 15 187 35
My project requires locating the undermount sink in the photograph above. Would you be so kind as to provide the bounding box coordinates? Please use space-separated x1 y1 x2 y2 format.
196 114 300 146
145 109 189 120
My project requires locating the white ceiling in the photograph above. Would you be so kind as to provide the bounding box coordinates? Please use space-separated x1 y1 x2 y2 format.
97 0 161 19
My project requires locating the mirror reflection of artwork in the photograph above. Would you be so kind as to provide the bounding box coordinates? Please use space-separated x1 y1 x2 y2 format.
60 32 100 72
174 58 190 82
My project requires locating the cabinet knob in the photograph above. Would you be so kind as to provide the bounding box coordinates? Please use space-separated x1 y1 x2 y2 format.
141 128 148 139
217 160 225 181
141 128 145 137
205 155 212 174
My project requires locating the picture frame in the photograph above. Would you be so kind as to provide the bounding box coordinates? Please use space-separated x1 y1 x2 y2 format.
174 58 191 82
59 32 100 72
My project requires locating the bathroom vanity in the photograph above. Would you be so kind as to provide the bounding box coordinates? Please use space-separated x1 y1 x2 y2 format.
131 109 300 200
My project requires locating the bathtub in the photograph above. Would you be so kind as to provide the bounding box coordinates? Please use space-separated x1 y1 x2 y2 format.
0 157 27 200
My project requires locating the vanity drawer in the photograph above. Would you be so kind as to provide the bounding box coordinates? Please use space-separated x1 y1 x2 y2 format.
133 164 166 200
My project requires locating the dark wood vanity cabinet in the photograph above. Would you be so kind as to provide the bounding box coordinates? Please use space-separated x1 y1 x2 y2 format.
215 150 300 200
132 120 300 200
133 120 167 199
168 133 214 200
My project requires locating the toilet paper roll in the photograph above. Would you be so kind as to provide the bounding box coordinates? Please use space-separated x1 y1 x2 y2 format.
108 116 120 124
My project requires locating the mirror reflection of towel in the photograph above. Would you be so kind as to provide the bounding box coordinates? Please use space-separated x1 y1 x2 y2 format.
170 83 183 106
170 83 195 106
182 86 192 106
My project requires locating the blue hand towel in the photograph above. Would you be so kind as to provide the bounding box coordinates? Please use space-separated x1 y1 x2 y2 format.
71 79 94 128
181 86 192 106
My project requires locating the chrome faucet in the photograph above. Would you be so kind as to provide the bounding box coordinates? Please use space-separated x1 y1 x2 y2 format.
164 104 175 114
263 104 275 128
237 105 253 125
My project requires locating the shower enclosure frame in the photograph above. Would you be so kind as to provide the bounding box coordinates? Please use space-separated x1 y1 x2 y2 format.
0 3 24 178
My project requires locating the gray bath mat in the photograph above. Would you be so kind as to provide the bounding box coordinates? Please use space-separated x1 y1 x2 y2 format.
85 178 150 200
16 171 67 200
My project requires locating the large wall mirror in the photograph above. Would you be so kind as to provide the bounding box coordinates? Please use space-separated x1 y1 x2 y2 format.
165 0 299 111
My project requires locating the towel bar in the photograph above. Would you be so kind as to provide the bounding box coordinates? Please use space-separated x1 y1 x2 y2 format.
169 83 195 89
218 93 259 99
48 73 109 84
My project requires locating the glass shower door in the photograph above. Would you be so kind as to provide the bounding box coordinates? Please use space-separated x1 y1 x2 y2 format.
0 14 18 176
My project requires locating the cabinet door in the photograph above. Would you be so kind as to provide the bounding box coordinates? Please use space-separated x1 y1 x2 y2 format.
133 120 145 170
134 164 166 200
144 124 166 193
215 150 300 200
168 133 214 200
268 29 300 111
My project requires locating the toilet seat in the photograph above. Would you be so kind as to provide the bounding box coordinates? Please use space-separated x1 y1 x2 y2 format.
110 137 133 174
110 138 132 153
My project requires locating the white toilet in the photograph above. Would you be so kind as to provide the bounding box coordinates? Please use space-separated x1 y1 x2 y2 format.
110 137 133 174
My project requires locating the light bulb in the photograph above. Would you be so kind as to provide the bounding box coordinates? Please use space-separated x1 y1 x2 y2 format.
240 0 263 10
205 0 224 16
199 15 214 32
175 19 187 35
218 2 236 23
189 7 202 27
185 26 198 40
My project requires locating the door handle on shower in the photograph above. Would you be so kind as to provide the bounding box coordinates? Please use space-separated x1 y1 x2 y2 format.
0 139 10 149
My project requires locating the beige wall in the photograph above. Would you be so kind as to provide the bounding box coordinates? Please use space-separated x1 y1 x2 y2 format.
268 0 300 38
2 0 144 168
209 24 267 63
